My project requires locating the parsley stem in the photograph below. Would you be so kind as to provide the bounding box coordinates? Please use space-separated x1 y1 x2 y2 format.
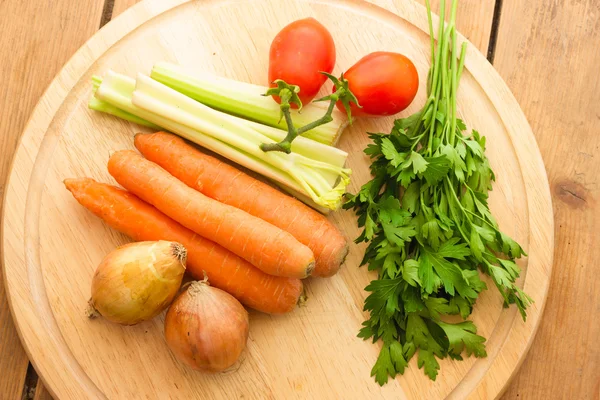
444 176 471 222
411 134 425 150
426 0 435 62
443 178 471 244
463 208 498 231
465 186 497 225
429 0 446 99
427 0 446 154
449 0 459 146
456 43 468 87
446 198 470 244
420 192 427 211
409 107 427 138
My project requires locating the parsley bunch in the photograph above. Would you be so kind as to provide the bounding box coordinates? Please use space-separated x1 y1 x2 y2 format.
344 0 533 384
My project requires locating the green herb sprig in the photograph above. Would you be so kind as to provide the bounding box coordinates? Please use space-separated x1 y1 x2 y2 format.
344 0 532 384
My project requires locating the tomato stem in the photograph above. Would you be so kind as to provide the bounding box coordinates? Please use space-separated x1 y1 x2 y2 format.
298 98 337 134
260 95 337 153
261 73 360 153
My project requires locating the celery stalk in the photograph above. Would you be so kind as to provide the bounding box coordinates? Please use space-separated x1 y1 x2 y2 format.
151 62 348 145
93 71 350 211
88 76 160 129
244 120 347 185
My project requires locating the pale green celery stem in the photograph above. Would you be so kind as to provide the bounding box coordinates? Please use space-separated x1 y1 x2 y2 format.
89 76 160 129
151 62 349 145
95 72 334 212
131 77 351 209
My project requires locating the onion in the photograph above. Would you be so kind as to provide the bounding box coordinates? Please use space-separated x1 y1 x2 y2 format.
87 240 186 325
164 279 249 372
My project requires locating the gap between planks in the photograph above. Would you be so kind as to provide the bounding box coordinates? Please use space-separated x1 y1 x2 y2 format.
486 0 503 63
100 0 116 29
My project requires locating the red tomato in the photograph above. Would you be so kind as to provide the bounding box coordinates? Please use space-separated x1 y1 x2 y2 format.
269 18 336 106
337 52 419 117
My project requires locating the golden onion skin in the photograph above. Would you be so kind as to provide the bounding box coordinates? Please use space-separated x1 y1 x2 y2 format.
165 281 249 372
89 241 186 325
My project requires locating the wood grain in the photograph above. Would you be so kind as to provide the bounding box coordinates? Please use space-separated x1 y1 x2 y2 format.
494 1 600 399
1 0 551 399
0 1 105 399
33 382 52 400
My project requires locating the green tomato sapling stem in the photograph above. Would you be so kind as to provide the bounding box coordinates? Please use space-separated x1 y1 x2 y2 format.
260 73 360 153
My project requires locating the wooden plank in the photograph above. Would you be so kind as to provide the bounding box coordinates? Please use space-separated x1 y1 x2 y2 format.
0 294 26 398
0 0 105 399
33 381 53 400
494 1 600 399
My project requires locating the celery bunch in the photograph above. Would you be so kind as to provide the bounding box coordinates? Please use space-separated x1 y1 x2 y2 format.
90 71 350 211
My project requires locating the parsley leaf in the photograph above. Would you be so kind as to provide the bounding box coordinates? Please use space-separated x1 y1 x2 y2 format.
381 137 407 167
402 181 421 213
402 259 421 287
438 321 487 358
404 151 429 175
418 349 441 380
423 155 451 185
436 238 471 259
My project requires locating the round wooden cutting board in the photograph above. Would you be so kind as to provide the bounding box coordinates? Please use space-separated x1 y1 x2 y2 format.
1 0 553 399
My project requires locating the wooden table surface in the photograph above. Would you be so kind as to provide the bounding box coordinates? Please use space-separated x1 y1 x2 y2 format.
0 0 597 399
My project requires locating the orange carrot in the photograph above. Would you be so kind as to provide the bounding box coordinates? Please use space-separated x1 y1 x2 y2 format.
64 178 303 314
107 150 314 279
135 132 349 277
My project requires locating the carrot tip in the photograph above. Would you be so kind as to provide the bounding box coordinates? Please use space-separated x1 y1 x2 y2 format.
297 290 308 307
63 178 76 190
305 261 315 277
339 243 350 265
